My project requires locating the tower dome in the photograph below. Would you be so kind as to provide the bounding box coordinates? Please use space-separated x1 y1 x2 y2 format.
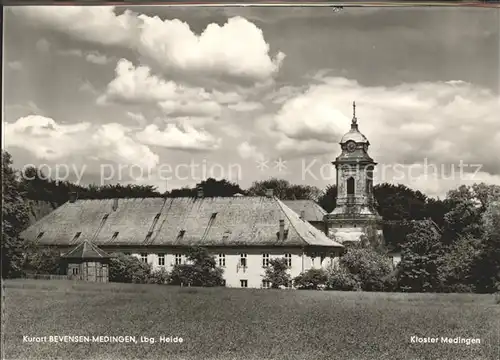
340 101 369 145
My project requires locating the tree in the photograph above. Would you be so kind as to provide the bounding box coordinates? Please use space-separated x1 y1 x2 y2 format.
247 178 321 200
25 247 62 275
374 183 428 221
109 253 152 283
317 185 337 213
168 178 245 198
438 235 480 293
397 220 445 292
442 183 500 242
470 199 500 293
294 268 328 290
337 247 394 291
2 151 30 278
168 247 224 287
263 258 291 288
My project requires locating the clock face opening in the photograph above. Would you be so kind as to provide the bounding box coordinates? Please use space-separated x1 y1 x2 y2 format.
346 141 356 152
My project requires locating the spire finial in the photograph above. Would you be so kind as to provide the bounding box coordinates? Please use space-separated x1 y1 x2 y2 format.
352 101 358 126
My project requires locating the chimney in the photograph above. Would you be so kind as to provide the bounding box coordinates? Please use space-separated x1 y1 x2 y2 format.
112 198 118 211
197 187 204 198
300 210 306 220
68 192 78 203
265 188 274 198
279 219 285 240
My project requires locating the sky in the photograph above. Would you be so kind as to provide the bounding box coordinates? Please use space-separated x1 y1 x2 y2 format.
3 6 500 198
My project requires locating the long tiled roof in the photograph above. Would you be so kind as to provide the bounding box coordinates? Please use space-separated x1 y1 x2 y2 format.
21 196 342 248
282 200 326 222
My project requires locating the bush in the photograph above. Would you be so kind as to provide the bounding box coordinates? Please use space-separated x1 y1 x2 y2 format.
109 253 151 283
326 268 361 291
339 248 394 291
168 247 225 287
263 258 291 289
25 247 62 275
294 268 328 290
148 268 169 284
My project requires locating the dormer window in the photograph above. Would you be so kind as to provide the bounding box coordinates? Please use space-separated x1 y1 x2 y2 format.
72 232 82 242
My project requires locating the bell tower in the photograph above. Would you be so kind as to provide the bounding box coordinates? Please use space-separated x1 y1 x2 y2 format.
325 102 383 247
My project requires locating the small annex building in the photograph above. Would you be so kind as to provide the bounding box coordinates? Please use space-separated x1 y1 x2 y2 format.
61 240 112 282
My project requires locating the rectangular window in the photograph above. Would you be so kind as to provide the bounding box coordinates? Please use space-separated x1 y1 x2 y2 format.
262 280 271 289
72 267 79 275
218 254 226 267
285 253 292 267
140 253 148 263
240 280 248 288
262 254 270 267
158 253 165 266
175 254 182 265
240 253 247 268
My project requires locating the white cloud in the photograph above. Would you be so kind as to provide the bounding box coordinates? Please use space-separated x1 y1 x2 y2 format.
92 123 159 169
136 124 221 152
158 100 221 118
136 15 284 83
126 111 147 127
220 123 243 138
7 61 23 70
100 59 234 119
237 141 265 161
58 48 111 65
4 115 159 170
227 101 264 112
260 77 500 177
12 7 138 47
12 7 284 85
85 52 111 65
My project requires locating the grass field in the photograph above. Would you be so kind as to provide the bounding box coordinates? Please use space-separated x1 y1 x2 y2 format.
2 280 500 360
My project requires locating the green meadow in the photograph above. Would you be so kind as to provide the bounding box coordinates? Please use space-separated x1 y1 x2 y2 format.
3 279 499 360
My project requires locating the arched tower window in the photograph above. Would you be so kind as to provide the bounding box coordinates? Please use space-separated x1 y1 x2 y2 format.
365 165 374 195
347 177 355 195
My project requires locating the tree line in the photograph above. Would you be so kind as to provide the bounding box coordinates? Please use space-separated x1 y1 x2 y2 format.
2 150 500 293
